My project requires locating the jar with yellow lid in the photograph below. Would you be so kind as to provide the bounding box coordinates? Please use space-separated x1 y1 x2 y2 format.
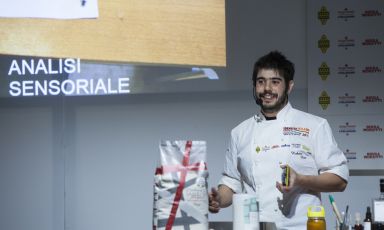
307 205 326 230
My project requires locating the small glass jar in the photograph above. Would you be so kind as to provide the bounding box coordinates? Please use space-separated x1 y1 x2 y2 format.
307 206 326 230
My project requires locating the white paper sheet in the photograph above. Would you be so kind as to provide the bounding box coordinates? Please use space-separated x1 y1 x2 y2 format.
0 0 98 19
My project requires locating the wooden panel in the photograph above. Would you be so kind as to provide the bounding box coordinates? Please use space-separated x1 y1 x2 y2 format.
0 0 225 67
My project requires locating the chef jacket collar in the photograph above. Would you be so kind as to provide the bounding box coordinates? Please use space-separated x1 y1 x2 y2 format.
254 102 292 123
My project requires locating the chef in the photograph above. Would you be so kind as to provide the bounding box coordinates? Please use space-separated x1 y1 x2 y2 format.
209 51 349 230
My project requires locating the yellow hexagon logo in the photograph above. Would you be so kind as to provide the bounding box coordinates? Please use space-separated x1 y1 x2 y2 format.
318 62 330 81
319 91 330 110
318 6 330 25
318 35 330 53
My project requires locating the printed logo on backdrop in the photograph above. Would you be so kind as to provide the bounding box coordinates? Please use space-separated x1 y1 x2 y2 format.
361 10 382 17
362 38 382 46
318 62 330 81
364 152 383 159
344 149 357 161
363 125 383 132
362 96 383 103
337 8 355 21
338 93 356 107
339 122 356 136
338 36 355 50
318 6 330 25
318 35 330 53
362 66 382 74
318 91 330 110
338 64 355 78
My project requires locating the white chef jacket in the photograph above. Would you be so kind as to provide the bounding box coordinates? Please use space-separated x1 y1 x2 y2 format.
219 102 349 230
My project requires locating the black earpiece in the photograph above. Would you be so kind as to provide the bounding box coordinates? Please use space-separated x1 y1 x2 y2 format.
253 87 262 105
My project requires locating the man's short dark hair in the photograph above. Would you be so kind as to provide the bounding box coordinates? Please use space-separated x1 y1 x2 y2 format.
252 51 295 86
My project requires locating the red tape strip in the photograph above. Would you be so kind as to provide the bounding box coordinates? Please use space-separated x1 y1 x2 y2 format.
165 140 192 230
155 162 207 175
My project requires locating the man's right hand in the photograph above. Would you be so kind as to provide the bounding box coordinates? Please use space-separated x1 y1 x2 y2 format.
208 187 221 213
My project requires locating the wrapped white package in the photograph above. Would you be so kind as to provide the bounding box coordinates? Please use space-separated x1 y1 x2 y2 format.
153 140 209 230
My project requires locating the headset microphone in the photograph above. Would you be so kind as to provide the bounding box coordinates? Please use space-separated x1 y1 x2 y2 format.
253 87 263 105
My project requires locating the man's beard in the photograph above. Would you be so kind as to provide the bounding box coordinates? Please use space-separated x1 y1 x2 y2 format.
258 89 289 114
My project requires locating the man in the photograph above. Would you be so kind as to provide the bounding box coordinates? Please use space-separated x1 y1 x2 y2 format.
209 51 348 229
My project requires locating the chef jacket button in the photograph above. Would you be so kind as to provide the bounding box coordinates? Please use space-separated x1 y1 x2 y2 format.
274 209 278 212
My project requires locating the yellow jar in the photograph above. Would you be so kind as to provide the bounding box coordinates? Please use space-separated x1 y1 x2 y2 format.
307 206 326 230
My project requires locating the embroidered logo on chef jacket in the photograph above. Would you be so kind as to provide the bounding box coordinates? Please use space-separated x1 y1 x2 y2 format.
291 150 312 159
302 145 311 152
283 127 310 137
292 144 312 152
256 143 312 156
291 143 301 148
256 144 285 153
290 143 313 159
262 146 271 152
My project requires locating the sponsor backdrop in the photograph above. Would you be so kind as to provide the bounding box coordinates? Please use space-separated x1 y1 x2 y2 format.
308 0 384 170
